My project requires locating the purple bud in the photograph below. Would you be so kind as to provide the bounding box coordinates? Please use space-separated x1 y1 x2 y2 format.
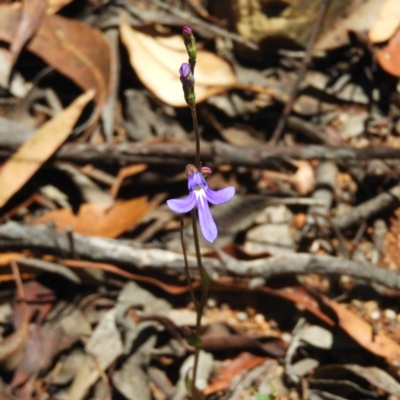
182 25 192 36
181 26 197 62
179 63 195 108
179 63 191 79
201 166 212 176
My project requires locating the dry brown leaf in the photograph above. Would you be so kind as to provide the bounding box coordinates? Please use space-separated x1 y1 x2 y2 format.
369 0 400 43
46 0 74 14
322 296 400 362
120 15 237 107
0 90 94 208
34 197 155 238
0 6 112 107
377 28 400 77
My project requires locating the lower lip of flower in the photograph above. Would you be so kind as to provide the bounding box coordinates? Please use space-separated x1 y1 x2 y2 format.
193 186 206 204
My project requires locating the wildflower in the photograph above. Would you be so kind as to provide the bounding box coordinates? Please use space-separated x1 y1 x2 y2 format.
167 165 235 243
179 63 195 108
182 25 197 62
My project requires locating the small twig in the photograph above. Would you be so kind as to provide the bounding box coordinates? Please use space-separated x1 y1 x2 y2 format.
331 183 400 230
270 0 332 144
152 0 258 50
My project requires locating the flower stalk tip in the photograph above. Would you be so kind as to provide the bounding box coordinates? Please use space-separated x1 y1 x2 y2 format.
182 25 197 63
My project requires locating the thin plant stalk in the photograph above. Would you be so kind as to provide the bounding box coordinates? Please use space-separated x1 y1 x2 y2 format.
191 107 201 170
180 216 199 311
189 105 209 399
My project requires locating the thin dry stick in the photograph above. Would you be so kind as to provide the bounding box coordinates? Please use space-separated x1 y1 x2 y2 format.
152 0 258 50
270 0 332 144
10 260 27 321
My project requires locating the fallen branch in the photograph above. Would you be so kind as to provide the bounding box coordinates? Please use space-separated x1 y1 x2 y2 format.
2 141 400 167
0 222 400 290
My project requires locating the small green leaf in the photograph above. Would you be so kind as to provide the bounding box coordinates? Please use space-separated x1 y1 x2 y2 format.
252 390 271 400
184 369 203 400
200 265 210 288
186 332 203 348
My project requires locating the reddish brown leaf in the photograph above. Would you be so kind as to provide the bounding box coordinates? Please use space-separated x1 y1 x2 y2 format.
321 296 400 362
34 197 156 238
204 352 269 395
0 6 112 107
377 28 400 77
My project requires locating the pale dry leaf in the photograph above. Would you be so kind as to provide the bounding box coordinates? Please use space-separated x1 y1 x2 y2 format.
0 90 95 208
46 0 74 14
369 0 400 43
316 0 383 51
120 14 237 107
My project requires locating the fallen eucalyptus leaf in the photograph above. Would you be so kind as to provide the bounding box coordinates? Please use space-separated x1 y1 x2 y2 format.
120 15 237 107
368 0 400 43
0 90 94 208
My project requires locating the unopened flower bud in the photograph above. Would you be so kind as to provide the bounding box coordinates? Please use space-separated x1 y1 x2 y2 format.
201 166 212 177
179 63 195 108
182 25 197 62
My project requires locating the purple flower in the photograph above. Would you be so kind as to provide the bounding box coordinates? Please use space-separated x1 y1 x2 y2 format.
167 168 235 243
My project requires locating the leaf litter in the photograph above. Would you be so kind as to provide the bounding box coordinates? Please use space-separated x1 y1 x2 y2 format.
0 1 399 399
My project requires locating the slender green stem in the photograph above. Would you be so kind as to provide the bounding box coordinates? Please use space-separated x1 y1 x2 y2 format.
190 104 208 400
191 107 201 170
180 216 199 311
190 209 206 399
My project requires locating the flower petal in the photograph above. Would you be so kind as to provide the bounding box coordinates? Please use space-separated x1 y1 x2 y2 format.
205 186 235 205
188 171 207 191
167 192 196 214
197 197 217 242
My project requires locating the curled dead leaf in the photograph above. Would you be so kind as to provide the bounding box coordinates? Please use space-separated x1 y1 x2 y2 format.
0 6 113 107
